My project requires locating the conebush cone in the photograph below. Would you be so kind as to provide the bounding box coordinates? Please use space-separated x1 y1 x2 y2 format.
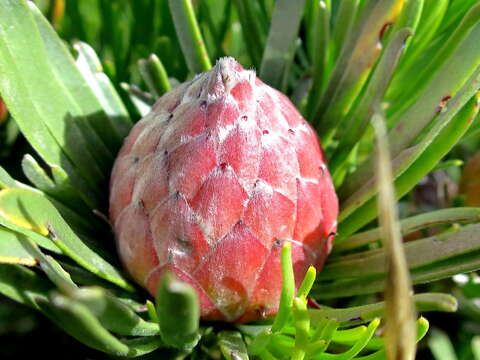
109 57 338 322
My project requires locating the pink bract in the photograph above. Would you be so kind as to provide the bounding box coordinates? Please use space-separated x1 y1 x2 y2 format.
109 57 338 322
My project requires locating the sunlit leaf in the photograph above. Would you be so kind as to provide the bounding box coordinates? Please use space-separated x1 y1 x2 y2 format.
0 188 134 291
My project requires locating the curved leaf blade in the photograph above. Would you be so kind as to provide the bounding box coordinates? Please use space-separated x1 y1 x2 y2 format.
0 188 134 291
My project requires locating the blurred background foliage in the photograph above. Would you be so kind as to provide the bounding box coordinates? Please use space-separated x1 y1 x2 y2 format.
0 0 479 359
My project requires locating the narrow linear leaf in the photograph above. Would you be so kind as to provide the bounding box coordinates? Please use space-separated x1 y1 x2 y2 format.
271 241 295 333
315 251 480 298
316 319 380 360
473 336 480 360
19 234 77 293
232 0 265 66
297 266 316 299
428 329 458 360
339 74 480 236
218 331 249 360
38 294 163 357
333 207 480 253
330 28 412 177
0 188 134 291
169 0 211 74
0 0 105 204
339 21 480 211
260 0 306 90
21 154 55 191
308 319 339 355
291 297 310 360
0 166 18 189
29 2 117 164
388 0 449 99
20 156 94 231
330 0 359 63
388 4 480 130
306 1 330 116
0 227 37 266
317 245 480 298
138 54 172 97
339 317 429 353
121 82 154 117
383 0 424 51
0 263 53 308
313 0 404 138
322 222 480 280
309 293 456 325
156 271 200 350
72 287 160 336
73 41 132 139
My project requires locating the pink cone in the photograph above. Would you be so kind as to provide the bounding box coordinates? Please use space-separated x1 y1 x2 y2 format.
109 57 338 322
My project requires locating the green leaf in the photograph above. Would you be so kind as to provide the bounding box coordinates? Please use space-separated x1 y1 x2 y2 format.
306 0 330 114
339 20 480 214
383 0 424 52
169 0 211 74
20 155 89 217
333 207 480 253
218 331 249 360
271 241 295 333
259 0 306 90
72 287 160 336
388 0 449 99
428 329 458 360
388 4 480 122
315 248 480 298
121 82 154 117
308 293 456 325
313 319 380 360
307 318 338 355
291 297 310 360
473 336 480 360
0 188 134 291
338 317 430 354
156 271 200 350
0 166 20 189
38 294 163 357
20 154 106 231
313 0 403 139
0 263 53 309
138 54 172 97
330 0 359 64
246 329 273 356
321 222 480 280
339 79 480 236
0 227 36 266
297 266 316 299
232 0 266 66
73 41 132 139
29 2 118 164
0 0 107 205
19 234 77 293
21 154 55 191
329 28 412 179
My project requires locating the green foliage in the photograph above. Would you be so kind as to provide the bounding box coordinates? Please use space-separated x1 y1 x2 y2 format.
0 0 479 358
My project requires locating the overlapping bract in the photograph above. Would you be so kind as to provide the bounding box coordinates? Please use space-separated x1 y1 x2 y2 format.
109 58 338 322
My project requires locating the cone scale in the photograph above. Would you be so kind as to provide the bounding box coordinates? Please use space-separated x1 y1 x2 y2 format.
109 57 338 322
